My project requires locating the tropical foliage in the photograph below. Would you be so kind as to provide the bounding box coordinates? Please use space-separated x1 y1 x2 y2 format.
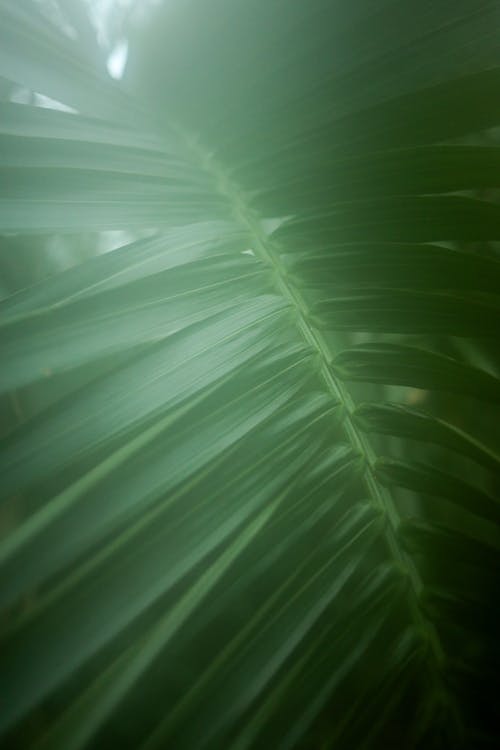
0 1 499 748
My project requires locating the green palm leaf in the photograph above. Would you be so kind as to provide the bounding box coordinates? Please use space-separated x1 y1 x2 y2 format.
1 1 499 748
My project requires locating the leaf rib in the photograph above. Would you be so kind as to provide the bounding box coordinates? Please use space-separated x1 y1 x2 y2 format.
179 129 457 716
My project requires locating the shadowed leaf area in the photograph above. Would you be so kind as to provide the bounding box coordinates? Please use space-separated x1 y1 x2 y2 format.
0 1 499 748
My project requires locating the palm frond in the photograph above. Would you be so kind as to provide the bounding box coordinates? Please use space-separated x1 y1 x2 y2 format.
1 1 499 748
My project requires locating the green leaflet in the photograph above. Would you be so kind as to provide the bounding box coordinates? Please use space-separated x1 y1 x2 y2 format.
32 487 287 750
0 255 271 392
0 101 169 153
257 145 500 210
1 1 500 749
313 288 500 337
275 196 500 244
0 221 249 319
0 386 336 733
235 63 500 198
285 242 500 295
354 402 500 475
0 300 291 500
400 518 500 572
333 343 500 402
375 457 500 525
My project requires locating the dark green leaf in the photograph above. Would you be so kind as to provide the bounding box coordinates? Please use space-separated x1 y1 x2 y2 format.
286 243 500 295
375 457 500 524
354 402 500 475
333 343 500 402
276 196 500 244
313 288 500 336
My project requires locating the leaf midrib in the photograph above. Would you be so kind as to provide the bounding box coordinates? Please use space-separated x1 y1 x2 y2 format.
177 128 453 697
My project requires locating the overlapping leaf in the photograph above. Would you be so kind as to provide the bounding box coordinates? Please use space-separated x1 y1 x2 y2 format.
1 1 499 749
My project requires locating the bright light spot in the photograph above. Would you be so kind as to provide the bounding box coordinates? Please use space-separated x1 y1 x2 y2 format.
260 217 290 235
107 39 128 79
34 93 77 113
242 249 255 256
9 87 77 113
